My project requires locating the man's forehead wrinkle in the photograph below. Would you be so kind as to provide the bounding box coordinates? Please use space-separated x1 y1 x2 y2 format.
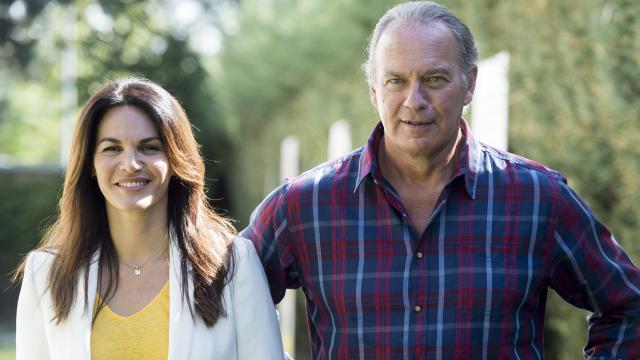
381 65 452 78
375 22 461 77
381 20 452 44
379 43 456 76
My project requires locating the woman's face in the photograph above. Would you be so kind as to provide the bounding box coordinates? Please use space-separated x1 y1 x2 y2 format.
92 105 172 214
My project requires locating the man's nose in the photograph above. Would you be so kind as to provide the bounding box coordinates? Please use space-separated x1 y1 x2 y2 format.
403 81 429 112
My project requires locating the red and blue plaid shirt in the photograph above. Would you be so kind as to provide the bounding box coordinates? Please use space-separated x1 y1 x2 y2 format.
241 120 640 359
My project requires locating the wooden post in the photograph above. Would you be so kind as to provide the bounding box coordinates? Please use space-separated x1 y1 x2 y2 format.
471 51 510 151
328 120 352 161
278 135 299 356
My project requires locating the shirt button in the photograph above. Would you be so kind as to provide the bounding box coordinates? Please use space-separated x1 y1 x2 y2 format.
414 305 422 313
416 251 423 259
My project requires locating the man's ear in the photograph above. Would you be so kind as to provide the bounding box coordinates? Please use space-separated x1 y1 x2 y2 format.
370 86 378 109
463 65 478 106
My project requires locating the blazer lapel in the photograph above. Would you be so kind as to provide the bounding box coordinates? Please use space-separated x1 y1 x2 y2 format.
168 238 194 360
68 251 99 360
85 252 99 358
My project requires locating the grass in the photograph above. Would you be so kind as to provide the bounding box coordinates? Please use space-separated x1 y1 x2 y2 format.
0 346 14 360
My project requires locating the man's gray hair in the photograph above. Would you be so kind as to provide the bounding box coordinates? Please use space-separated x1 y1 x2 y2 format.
362 1 478 86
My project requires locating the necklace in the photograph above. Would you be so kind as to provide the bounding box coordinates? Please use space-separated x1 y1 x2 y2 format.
118 242 168 276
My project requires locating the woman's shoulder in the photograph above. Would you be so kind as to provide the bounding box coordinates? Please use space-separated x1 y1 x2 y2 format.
226 236 272 300
230 236 260 262
19 249 58 290
24 249 57 273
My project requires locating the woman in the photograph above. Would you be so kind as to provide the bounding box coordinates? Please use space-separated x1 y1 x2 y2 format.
15 77 284 359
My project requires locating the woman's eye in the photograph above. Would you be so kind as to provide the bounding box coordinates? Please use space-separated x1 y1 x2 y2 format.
141 144 161 152
101 146 120 153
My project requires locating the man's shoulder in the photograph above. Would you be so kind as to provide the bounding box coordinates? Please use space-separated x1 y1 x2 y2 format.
477 142 567 186
285 146 365 192
251 146 365 216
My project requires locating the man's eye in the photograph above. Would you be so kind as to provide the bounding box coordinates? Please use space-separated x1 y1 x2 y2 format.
425 76 448 84
385 78 405 88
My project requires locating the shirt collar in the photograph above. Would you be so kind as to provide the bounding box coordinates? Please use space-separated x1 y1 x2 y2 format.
355 122 383 192
355 119 481 199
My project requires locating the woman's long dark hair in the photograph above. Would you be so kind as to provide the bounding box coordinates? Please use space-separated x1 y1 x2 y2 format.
14 77 235 327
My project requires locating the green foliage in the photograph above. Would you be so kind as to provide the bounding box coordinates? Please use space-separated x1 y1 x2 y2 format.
1 0 232 203
0 169 62 326
0 1 69 165
0 346 15 360
0 81 62 164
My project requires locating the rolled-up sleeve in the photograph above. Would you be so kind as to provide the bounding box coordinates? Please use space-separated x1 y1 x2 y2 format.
550 181 640 358
240 181 298 304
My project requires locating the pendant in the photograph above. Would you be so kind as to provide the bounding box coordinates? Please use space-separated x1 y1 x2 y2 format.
134 267 141 276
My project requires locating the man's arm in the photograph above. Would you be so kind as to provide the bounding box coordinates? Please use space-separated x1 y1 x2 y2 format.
239 181 298 304
550 181 640 358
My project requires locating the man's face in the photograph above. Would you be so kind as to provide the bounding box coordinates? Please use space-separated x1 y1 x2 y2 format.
370 21 476 159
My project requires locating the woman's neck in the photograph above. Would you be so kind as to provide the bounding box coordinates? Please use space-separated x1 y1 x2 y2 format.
105 204 170 261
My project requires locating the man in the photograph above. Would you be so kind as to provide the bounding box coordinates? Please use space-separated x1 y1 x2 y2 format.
241 1 640 358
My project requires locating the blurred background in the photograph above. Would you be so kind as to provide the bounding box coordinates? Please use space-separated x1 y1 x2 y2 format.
0 0 638 359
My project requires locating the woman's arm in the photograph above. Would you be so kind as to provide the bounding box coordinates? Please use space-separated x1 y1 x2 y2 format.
16 252 51 360
232 237 285 360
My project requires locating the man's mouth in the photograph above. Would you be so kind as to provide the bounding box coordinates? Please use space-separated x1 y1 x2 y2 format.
402 120 434 127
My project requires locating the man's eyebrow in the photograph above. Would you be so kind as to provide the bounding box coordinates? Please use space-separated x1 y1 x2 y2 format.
382 67 453 78
423 67 452 76
382 71 405 78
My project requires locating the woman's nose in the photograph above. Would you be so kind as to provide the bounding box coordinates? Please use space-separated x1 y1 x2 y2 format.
120 149 143 172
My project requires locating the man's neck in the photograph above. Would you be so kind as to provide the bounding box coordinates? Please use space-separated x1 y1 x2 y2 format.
378 130 463 188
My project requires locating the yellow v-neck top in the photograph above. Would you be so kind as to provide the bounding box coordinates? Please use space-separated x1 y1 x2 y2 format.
91 281 169 360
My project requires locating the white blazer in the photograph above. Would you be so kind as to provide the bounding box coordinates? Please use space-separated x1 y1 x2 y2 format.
16 236 284 360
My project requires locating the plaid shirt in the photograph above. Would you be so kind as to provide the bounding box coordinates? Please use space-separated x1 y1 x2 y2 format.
241 120 640 359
